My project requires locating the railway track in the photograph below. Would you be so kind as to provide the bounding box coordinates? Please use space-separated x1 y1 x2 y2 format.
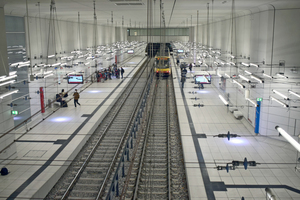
116 73 189 199
46 57 153 200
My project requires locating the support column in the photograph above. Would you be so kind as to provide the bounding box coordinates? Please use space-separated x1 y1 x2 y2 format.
0 6 9 77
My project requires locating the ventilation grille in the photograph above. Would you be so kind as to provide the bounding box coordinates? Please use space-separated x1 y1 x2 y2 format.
115 2 144 5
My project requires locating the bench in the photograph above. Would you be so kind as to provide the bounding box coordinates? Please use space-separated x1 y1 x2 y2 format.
229 107 238 113
233 111 243 119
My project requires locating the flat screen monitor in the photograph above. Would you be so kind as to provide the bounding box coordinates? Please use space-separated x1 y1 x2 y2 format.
177 49 184 53
127 49 134 54
68 74 83 84
195 75 211 84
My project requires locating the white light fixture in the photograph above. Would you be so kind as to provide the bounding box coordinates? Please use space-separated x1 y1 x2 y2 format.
48 55 55 58
9 71 17 76
0 80 15 87
217 73 222 78
61 63 67 66
84 62 90 66
250 75 264 83
250 63 259 67
272 89 289 100
244 70 252 75
246 98 258 107
288 90 300 99
44 71 53 75
44 74 53 78
239 75 251 83
233 80 245 88
275 126 300 152
270 96 289 107
18 63 30 68
225 73 231 78
241 62 249 67
277 73 288 79
0 89 19 99
263 73 273 79
52 63 61 67
0 75 17 82
219 95 229 106
229 62 235 66
230 55 235 59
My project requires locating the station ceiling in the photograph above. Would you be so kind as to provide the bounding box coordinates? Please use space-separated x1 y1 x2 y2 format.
2 0 300 27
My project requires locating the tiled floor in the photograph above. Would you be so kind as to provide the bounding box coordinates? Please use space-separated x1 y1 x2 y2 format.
172 58 300 199
0 52 146 199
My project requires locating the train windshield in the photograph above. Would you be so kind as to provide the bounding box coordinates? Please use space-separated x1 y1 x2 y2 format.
155 57 170 68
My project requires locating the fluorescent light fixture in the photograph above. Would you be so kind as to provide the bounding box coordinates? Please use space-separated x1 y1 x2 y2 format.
250 63 259 67
52 63 61 67
0 89 19 99
9 71 17 76
220 62 225 65
44 73 53 78
275 126 300 152
84 62 90 66
233 80 245 88
241 62 250 67
0 75 17 82
229 62 235 66
48 55 55 58
288 90 300 98
18 63 30 68
270 96 289 107
263 73 273 79
219 95 229 106
214 61 219 65
61 63 67 66
217 73 222 78
250 75 264 83
0 80 15 87
244 70 252 75
277 74 288 79
225 73 231 78
44 71 53 75
272 89 289 100
246 98 258 107
239 75 251 82
78 55 84 58
230 55 235 58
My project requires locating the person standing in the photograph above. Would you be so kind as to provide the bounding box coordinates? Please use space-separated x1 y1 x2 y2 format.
73 89 81 107
121 67 124 79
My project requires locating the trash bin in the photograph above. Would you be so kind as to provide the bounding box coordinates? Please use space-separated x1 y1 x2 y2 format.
48 99 53 108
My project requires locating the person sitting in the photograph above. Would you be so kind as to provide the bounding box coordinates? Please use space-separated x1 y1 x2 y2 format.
56 93 68 107
61 89 68 98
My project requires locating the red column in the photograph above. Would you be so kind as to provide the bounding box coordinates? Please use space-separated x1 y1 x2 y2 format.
115 55 118 64
40 87 45 113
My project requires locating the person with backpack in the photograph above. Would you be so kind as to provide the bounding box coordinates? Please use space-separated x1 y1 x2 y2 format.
121 67 125 79
73 89 81 107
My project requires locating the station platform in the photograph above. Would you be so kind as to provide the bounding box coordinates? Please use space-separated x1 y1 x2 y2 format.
171 60 300 199
1 55 300 200
0 56 146 199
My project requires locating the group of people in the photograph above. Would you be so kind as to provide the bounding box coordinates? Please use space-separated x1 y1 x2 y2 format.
56 89 81 107
96 63 125 82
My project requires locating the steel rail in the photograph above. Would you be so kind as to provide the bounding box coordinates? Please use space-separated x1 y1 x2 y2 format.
167 77 171 200
60 57 150 200
96 58 153 200
132 77 160 200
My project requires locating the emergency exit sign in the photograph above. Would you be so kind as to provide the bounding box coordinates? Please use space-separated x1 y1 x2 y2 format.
256 98 263 101
11 110 18 115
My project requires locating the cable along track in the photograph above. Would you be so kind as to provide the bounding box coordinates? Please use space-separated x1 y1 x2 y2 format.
118 75 189 200
46 58 153 200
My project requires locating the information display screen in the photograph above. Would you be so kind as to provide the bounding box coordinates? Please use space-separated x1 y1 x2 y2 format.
127 49 134 54
195 75 211 84
67 74 83 84
177 49 184 53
